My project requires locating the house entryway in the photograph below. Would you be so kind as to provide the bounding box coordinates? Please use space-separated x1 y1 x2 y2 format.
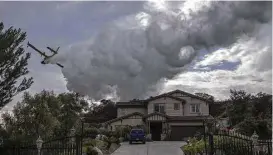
150 122 162 141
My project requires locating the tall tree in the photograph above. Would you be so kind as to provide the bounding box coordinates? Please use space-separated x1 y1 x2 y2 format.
84 99 117 123
1 90 88 142
56 92 88 137
227 89 253 126
226 89 272 139
2 91 60 142
0 22 33 110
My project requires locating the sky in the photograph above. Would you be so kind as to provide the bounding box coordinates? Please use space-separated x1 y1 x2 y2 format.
0 1 272 113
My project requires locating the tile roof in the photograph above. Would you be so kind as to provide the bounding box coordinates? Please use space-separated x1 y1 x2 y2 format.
165 89 214 104
104 112 144 124
116 89 213 108
145 94 186 103
169 115 214 121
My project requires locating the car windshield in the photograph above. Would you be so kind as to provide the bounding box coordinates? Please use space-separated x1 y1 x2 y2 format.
131 129 143 134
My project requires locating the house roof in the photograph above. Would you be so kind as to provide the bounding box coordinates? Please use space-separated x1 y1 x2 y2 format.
116 89 212 108
145 94 186 103
104 112 144 124
168 115 214 121
116 100 147 107
165 89 214 104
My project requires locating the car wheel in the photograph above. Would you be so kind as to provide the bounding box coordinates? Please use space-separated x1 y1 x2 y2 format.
129 141 132 144
143 141 146 144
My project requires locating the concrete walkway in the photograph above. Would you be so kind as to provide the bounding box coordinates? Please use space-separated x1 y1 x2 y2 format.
111 141 186 155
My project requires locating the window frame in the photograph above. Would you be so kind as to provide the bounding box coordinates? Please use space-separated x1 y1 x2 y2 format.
154 103 165 113
174 103 180 110
190 104 200 113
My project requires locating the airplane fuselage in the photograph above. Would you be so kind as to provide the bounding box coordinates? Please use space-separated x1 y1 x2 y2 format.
42 59 50 64
28 42 63 68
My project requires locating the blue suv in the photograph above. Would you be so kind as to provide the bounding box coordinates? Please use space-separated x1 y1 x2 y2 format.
129 129 146 144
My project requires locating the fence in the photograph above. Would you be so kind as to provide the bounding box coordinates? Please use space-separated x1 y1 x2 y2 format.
206 130 272 155
41 135 82 155
0 141 37 155
0 135 83 155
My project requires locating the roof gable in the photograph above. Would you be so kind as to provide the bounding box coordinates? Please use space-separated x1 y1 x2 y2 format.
166 89 213 103
115 89 212 108
146 94 186 103
116 100 147 107
104 112 143 124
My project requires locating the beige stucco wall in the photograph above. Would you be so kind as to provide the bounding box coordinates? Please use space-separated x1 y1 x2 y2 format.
147 97 184 116
116 91 209 120
170 93 209 116
117 107 147 117
107 116 144 131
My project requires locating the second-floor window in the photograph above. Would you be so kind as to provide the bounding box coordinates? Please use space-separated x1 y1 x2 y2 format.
154 103 165 113
190 104 200 113
174 103 180 110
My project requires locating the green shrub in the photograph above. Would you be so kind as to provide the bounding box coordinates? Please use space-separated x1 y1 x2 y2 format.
112 125 132 140
182 137 207 155
109 136 119 144
86 146 98 155
122 126 132 135
84 139 97 147
98 128 110 137
213 135 251 155
102 135 119 149
85 127 99 136
113 128 122 138
182 135 253 155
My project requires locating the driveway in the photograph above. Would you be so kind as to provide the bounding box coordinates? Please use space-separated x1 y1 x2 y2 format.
111 141 186 155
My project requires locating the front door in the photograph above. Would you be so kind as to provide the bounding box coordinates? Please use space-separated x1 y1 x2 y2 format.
150 122 162 141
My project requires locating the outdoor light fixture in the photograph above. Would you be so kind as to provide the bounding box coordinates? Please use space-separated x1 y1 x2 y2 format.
70 127 76 136
251 131 259 141
70 127 76 144
36 136 43 155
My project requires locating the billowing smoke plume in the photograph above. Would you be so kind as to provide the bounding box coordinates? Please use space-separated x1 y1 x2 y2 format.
50 1 272 100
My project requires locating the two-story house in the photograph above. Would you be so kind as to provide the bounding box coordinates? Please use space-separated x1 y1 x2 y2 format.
103 89 213 141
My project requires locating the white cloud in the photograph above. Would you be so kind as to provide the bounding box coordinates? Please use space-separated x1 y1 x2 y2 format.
164 22 272 100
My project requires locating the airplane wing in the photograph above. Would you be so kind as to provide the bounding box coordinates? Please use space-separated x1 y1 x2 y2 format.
56 63 64 68
27 42 48 58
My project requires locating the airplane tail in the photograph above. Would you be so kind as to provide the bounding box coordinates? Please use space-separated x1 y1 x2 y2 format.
47 47 59 55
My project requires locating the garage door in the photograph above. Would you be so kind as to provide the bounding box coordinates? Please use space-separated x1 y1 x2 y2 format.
170 126 203 141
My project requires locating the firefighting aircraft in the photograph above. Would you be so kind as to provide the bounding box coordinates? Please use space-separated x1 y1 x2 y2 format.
27 42 64 68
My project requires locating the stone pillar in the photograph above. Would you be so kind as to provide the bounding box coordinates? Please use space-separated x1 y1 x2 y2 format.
251 131 259 153
148 121 150 134
146 121 152 141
